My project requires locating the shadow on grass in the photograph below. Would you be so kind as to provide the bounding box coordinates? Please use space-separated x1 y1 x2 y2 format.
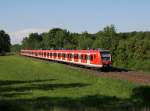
0 83 89 97
131 86 150 107
0 79 55 86
0 79 89 98
0 79 150 111
0 86 150 111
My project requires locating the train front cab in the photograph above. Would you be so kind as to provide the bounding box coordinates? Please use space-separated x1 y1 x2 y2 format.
99 50 112 70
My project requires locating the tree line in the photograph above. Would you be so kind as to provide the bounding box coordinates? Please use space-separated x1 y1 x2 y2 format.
0 30 11 55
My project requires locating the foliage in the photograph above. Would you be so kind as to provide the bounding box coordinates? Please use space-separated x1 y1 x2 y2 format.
0 30 11 55
11 44 21 53
22 33 42 49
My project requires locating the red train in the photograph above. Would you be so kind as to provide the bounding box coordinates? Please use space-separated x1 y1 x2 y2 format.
21 49 112 68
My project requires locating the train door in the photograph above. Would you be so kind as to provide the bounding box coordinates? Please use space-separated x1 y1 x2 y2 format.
74 54 78 62
81 54 87 63
90 54 97 64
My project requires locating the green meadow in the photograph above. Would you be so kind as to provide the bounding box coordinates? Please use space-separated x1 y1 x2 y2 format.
0 55 149 111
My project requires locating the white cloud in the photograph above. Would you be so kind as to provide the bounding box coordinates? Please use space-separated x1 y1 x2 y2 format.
9 28 49 44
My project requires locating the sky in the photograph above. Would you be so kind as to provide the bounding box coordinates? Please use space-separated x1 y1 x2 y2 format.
0 0 150 44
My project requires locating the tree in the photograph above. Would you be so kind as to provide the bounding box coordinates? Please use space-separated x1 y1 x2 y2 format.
11 44 21 53
78 32 94 49
22 33 42 49
92 25 117 50
0 30 11 55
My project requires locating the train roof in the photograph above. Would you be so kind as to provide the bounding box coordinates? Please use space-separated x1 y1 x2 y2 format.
21 49 110 53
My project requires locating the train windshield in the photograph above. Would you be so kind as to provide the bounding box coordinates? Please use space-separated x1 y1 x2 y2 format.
101 51 111 61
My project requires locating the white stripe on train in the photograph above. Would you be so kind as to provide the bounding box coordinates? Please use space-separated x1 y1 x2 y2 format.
21 54 103 68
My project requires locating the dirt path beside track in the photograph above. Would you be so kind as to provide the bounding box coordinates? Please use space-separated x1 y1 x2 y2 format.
94 71 150 85
68 65 150 85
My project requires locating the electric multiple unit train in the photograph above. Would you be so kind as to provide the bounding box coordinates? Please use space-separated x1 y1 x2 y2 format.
21 49 112 68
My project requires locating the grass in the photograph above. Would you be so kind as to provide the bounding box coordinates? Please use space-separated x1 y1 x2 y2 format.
0 55 149 111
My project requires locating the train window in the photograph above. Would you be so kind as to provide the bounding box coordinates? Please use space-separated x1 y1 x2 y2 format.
81 55 84 60
44 52 46 57
69 54 71 58
90 55 93 61
68 54 69 58
74 54 76 59
58 53 61 57
85 55 87 60
77 54 78 59
74 54 78 59
101 51 111 61
54 53 56 57
62 53 65 58
81 55 82 59
70 54 72 58
68 54 71 59
94 55 96 59
47 53 50 57
81 54 86 60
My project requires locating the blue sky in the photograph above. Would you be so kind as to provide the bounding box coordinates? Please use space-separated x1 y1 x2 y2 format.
0 0 150 44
